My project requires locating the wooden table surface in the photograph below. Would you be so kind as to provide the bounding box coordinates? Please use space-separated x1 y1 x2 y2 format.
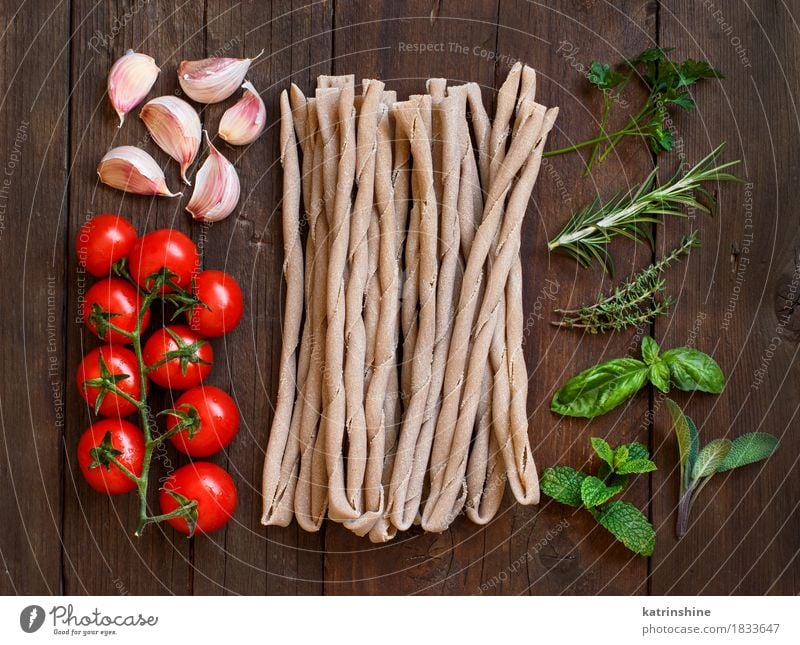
1 0 798 596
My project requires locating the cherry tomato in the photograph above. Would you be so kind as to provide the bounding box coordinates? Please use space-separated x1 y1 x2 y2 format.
76 214 138 277
143 324 213 390
77 419 144 494
187 270 244 337
77 345 145 417
159 462 237 535
166 386 240 457
82 278 150 344
128 228 198 293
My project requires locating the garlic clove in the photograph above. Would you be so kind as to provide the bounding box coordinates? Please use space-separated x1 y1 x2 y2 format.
218 81 267 146
108 50 160 127
177 50 264 104
140 96 202 184
97 146 181 197
186 134 240 222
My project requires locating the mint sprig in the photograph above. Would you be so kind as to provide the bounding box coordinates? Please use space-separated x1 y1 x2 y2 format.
665 399 779 538
541 437 657 557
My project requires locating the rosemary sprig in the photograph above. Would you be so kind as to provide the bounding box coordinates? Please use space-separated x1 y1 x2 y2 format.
553 232 699 333
547 142 741 274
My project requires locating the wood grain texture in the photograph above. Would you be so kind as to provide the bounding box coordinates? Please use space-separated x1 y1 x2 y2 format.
0 0 796 596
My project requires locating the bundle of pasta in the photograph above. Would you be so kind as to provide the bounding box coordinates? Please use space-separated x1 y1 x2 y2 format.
262 63 557 540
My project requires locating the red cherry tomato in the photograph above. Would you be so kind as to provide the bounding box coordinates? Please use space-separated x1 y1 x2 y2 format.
77 345 145 417
166 385 240 457
187 270 244 337
82 278 150 344
128 228 198 293
159 462 237 535
143 325 213 390
76 214 138 277
77 419 144 494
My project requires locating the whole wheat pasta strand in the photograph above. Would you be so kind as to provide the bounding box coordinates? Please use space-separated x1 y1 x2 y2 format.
348 103 400 534
340 79 384 521
388 95 439 530
318 78 361 523
293 133 328 531
421 96 542 532
261 90 305 526
424 102 554 531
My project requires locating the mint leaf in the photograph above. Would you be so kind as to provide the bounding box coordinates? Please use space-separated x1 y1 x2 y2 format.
613 445 630 471
717 433 778 472
641 336 660 365
624 442 650 461
616 458 657 475
595 501 656 556
591 437 615 468
540 466 587 507
580 476 624 508
692 439 732 479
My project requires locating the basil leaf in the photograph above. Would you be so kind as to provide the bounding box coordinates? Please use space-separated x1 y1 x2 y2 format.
661 347 725 393
540 466 587 507
649 361 671 393
590 437 615 468
580 476 623 508
641 335 660 365
717 432 778 472
551 358 649 418
595 500 656 556
692 438 732 479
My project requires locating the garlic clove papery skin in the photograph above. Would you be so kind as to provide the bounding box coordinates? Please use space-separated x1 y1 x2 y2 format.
186 135 240 222
178 50 264 104
218 81 267 145
140 96 202 184
108 50 160 127
97 146 181 197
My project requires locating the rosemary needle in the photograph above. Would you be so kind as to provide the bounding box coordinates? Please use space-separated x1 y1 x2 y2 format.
553 232 700 334
547 143 741 275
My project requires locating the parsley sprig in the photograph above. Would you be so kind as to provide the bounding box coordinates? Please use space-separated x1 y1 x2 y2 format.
541 437 657 556
545 47 722 174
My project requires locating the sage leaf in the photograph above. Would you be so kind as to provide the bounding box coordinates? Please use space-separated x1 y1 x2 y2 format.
540 466 587 507
665 398 699 487
641 335 660 365
595 501 656 556
591 437 615 468
580 476 624 508
661 347 725 393
551 358 649 418
691 438 732 479
717 432 778 472
617 458 658 475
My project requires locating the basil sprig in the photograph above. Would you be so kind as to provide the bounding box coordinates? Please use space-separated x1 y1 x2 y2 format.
551 336 724 418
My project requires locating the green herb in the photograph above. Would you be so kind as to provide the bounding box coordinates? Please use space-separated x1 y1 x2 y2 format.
551 335 724 418
548 143 741 274
665 399 779 538
545 47 722 174
553 232 699 333
541 437 657 556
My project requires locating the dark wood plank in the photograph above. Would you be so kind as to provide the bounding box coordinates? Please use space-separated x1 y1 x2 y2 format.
652 0 800 595
493 0 658 594
62 0 205 595
0 0 70 595
193 0 329 595
323 0 504 594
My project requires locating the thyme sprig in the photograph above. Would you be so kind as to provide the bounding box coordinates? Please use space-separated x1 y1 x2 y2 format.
547 143 741 274
553 232 699 333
